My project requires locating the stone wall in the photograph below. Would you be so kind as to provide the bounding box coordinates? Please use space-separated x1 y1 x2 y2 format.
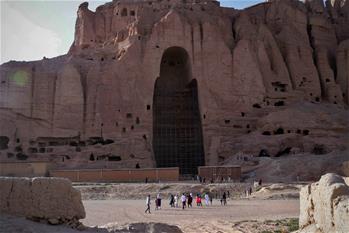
0 162 50 177
0 177 85 225
50 167 179 182
298 173 349 233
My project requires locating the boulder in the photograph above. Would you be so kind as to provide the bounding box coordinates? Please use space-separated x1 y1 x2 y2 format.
298 173 349 233
0 177 85 225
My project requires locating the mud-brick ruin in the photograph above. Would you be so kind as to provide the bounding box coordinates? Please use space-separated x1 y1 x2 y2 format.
0 0 348 176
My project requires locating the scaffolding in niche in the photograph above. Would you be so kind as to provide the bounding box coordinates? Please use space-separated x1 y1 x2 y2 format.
153 80 205 175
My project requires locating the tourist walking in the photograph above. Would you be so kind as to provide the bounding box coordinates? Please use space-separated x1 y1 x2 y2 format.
156 193 162 210
155 198 158 210
169 194 175 207
222 192 227 206
145 195 151 214
188 193 193 208
205 193 210 206
196 194 202 206
209 194 213 205
174 194 179 208
181 193 186 210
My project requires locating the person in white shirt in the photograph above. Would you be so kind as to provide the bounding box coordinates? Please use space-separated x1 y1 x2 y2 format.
145 195 151 214
174 194 178 208
181 193 186 210
205 193 210 206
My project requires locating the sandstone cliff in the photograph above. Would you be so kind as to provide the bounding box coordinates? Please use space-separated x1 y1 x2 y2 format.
0 0 348 177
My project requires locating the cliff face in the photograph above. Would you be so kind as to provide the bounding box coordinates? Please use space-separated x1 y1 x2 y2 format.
0 0 348 174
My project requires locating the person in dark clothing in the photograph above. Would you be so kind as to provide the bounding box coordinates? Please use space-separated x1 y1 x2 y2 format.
156 193 162 210
222 192 227 206
136 163 140 169
169 194 175 207
188 193 193 208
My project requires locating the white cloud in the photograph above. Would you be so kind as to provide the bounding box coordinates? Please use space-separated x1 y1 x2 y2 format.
1 2 62 64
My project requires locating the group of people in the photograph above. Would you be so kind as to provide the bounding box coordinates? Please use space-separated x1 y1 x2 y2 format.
144 179 263 213
170 193 213 209
145 191 229 213
146 193 164 213
243 179 261 197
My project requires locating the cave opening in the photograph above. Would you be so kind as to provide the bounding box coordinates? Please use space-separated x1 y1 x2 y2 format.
153 47 205 175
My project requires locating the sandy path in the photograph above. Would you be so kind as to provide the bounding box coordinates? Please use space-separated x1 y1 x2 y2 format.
82 199 299 232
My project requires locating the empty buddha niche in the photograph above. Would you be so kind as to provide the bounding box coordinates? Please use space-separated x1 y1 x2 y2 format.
153 47 205 175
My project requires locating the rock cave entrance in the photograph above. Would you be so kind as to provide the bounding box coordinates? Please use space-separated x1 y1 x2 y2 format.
153 47 205 176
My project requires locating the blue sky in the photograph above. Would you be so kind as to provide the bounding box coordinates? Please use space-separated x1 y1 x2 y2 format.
0 1 263 64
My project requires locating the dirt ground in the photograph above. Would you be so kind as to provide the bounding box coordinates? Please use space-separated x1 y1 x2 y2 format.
0 183 301 233
75 182 303 201
82 199 299 232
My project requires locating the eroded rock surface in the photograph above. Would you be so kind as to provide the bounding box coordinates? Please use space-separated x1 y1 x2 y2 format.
0 177 85 225
298 173 349 233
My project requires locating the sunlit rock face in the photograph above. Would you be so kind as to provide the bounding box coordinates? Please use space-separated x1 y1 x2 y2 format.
0 0 348 175
299 173 349 233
